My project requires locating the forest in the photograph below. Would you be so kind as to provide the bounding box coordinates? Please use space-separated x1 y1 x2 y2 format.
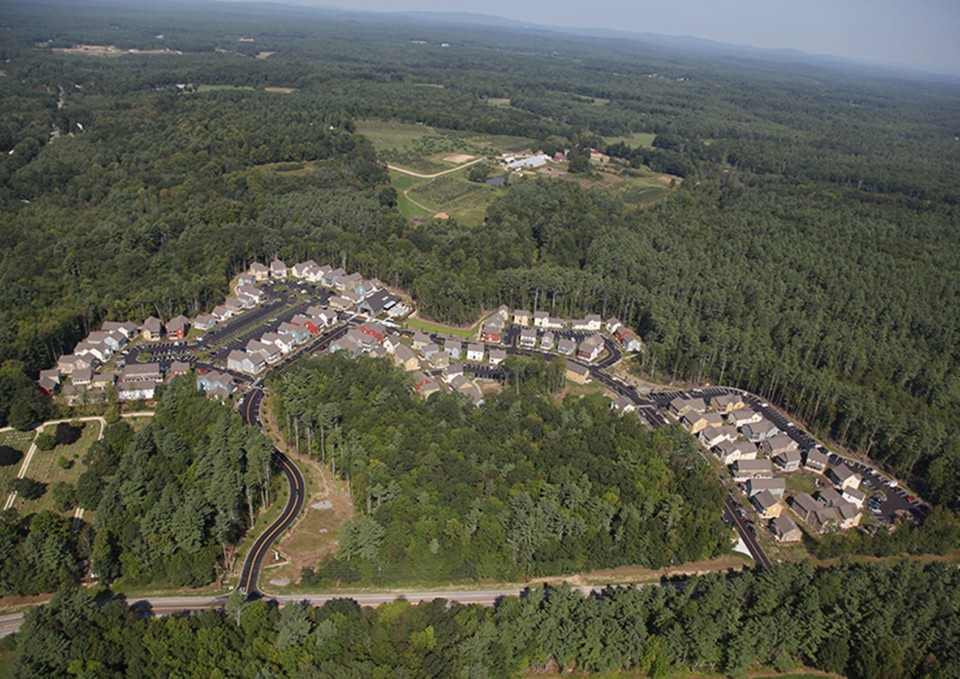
0 0 958 558
6 560 960 678
0 380 275 595
269 354 728 583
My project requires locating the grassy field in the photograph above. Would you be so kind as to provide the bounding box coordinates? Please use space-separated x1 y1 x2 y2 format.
405 316 478 339
0 430 36 492
14 421 100 517
407 173 498 226
603 131 657 148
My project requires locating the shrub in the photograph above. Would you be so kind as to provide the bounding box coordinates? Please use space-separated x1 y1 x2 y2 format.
34 433 57 451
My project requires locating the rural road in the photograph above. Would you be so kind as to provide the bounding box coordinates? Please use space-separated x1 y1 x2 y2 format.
387 157 484 179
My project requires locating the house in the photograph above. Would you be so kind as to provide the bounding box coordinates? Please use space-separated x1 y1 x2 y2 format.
237 285 265 304
169 361 190 377
724 408 762 427
427 351 450 370
518 327 538 348
444 339 463 359
682 411 724 434
488 348 507 365
413 373 441 398
237 273 257 288
698 425 738 448
577 335 604 362
713 440 758 466
117 379 156 402
194 314 217 331
482 318 504 343
167 315 190 340
227 350 265 375
225 297 245 314
557 338 576 355
583 314 602 331
382 334 403 354
611 396 636 414
842 486 867 509
731 459 773 482
451 375 484 406
605 318 623 334
57 354 90 374
358 322 386 343
804 448 830 474
278 322 309 345
540 332 555 351
565 361 591 385
197 371 235 400
750 490 783 519
828 464 861 491
393 345 420 371
340 290 363 307
71 367 93 387
292 314 320 336
124 363 163 383
250 262 270 281
335 272 362 292
836 502 862 529
773 449 803 472
709 394 745 414
770 515 802 543
442 363 464 384
212 305 231 322
817 487 844 508
270 259 288 278
411 332 432 350
101 321 138 340
74 342 110 363
746 477 786 499
809 508 839 533
292 260 318 278
668 397 705 417
790 493 821 522
38 369 60 394
466 343 485 362
142 316 163 341
545 317 565 330
261 332 293 354
742 418 780 443
513 309 531 326
533 311 549 328
322 267 346 287
358 290 397 317
761 433 799 457
328 295 353 311
92 374 115 390
246 340 281 364
420 343 441 360
355 279 380 297
330 334 364 358
619 332 642 353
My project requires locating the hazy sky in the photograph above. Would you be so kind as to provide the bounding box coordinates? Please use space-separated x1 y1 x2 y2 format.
245 0 960 73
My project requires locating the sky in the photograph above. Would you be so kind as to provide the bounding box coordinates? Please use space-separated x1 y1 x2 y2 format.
236 0 960 73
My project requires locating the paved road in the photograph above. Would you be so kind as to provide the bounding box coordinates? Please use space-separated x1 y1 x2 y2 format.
236 388 306 595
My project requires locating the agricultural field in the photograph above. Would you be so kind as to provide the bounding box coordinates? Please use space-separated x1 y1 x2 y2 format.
602 131 657 148
407 174 500 226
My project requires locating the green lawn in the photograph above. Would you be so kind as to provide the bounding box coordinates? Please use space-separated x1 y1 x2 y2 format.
15 421 100 517
405 316 478 339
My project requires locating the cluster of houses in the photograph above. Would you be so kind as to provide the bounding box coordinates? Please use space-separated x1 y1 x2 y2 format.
250 259 407 318
223 259 403 376
670 393 865 543
481 307 642 360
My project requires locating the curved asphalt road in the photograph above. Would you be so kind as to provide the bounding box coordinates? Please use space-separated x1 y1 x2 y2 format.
237 387 306 595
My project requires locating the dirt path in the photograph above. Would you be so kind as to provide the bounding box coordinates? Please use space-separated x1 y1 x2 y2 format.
387 157 484 179
402 185 434 214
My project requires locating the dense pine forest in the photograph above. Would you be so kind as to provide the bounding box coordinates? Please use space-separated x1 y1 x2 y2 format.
0 381 274 595
1 0 958 514
7 561 960 678
270 354 727 583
